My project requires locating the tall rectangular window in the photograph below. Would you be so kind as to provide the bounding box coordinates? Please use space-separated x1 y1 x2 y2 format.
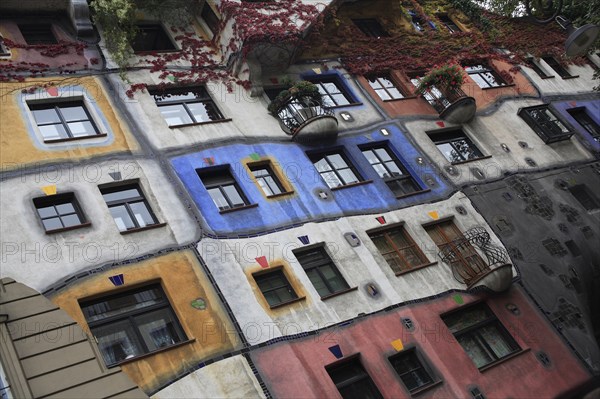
249 162 286 197
305 77 355 107
80 284 187 366
442 303 520 369
436 14 461 33
18 24 57 44
368 225 430 274
360 144 422 197
367 75 405 101
518 105 573 143
428 129 484 163
389 349 437 393
464 64 506 88
29 101 102 142
567 107 600 142
253 269 298 308
293 245 350 298
198 167 249 211
132 24 176 52
542 56 573 78
151 87 224 127
326 357 383 399
308 151 362 189
569 184 599 211
100 183 159 232
201 3 220 35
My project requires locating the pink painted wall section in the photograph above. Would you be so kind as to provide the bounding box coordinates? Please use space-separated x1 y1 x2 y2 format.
251 287 589 399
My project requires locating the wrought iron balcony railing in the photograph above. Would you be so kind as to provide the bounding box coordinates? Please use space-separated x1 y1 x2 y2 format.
272 93 338 143
422 87 476 124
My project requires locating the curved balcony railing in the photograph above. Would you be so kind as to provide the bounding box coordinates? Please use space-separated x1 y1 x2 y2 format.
273 94 338 143
438 227 513 292
422 87 476 124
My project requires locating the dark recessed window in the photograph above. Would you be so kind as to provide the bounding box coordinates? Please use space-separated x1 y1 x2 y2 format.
442 302 520 369
33 193 88 233
100 183 159 232
526 57 553 78
308 150 362 189
567 107 600 142
254 269 298 307
151 87 224 127
352 19 389 38
80 284 186 366
249 162 286 197
389 348 437 393
367 75 405 101
569 184 599 211
464 64 506 88
326 356 383 399
29 101 101 142
428 129 484 163
360 144 421 197
542 56 573 78
409 10 425 32
18 24 57 45
0 37 10 56
436 14 461 33
293 245 350 298
132 24 176 52
368 226 430 274
305 76 355 107
198 167 249 211
518 105 573 143
201 3 220 35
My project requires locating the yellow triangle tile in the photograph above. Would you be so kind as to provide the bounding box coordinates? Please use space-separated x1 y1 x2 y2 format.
391 339 403 351
427 211 439 220
312 67 322 74
41 185 56 196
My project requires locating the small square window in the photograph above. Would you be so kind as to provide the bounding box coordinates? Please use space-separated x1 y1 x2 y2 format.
293 245 350 298
18 24 57 45
427 129 484 163
28 100 102 142
100 183 160 232
198 166 250 211
567 107 600 142
352 19 389 38
569 184 599 211
308 150 362 189
367 75 405 101
33 193 88 233
442 303 520 369
389 348 437 393
201 3 220 35
80 284 187 366
248 162 288 197
132 24 176 52
518 105 573 144
464 63 506 88
436 14 462 33
360 144 422 197
305 76 356 108
151 87 225 127
253 269 298 308
326 356 383 399
542 56 573 79
368 225 430 274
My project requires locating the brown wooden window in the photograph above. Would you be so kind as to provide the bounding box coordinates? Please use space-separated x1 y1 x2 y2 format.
366 75 405 101
253 269 298 308
368 226 429 274
326 356 383 399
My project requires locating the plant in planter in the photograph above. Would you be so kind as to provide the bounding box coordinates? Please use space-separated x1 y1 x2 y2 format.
268 80 322 113
414 64 465 94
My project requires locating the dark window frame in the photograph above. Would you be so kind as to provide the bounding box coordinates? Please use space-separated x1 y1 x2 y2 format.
307 149 363 189
351 18 389 38
569 184 600 211
427 129 485 163
293 244 351 298
541 56 575 79
464 63 507 88
18 24 57 45
389 348 438 394
567 107 600 142
0 36 10 56
304 76 358 108
131 23 177 53
150 86 225 127
100 183 161 232
368 225 431 274
33 192 90 233
436 14 462 33
201 3 220 35
526 57 554 79
518 105 573 144
326 355 384 399
253 268 299 308
248 161 289 197
366 74 406 101
28 100 103 142
197 166 251 211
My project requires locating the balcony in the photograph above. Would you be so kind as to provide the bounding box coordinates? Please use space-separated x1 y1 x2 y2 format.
422 87 476 124
438 227 513 292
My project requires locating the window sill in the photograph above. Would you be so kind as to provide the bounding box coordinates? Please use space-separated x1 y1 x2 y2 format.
410 380 444 396
561 75 579 80
394 261 438 276
119 222 167 235
382 96 418 102
268 296 306 310
395 188 431 200
478 348 531 372
320 286 358 301
45 222 92 234
134 49 182 55
266 191 295 199
450 155 493 166
481 83 516 90
330 180 373 191
219 203 259 214
328 102 363 110
168 118 232 129
44 133 108 143
113 338 196 367
539 75 555 79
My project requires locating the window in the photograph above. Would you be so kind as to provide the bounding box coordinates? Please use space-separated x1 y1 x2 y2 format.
389 349 437 393
151 87 224 127
428 129 484 163
368 225 430 274
29 100 102 142
0 37 10 56
442 302 520 369
518 105 573 143
305 77 355 107
569 185 599 211
100 183 160 232
197 167 250 211
308 150 362 189
249 162 287 197
293 245 350 298
567 107 600 142
367 75 405 101
80 284 186 366
33 193 89 233
410 75 450 112
436 14 461 33
18 24 57 44
360 144 422 197
542 56 573 78
254 269 298 308
326 356 383 399
464 64 506 88
352 19 389 38
131 24 176 52
526 57 553 78
408 10 425 32
201 3 220 35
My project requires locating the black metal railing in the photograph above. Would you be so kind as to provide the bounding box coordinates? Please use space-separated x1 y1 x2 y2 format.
422 87 470 114
438 227 510 286
274 94 334 135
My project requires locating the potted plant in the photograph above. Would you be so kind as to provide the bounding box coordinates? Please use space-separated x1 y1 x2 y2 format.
414 64 465 95
268 80 322 114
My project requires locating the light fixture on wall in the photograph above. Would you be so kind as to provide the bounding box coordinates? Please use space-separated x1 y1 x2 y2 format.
556 16 600 57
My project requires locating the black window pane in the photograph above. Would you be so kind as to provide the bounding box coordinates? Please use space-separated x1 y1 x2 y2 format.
19 24 57 44
328 359 383 399
132 25 176 52
390 351 434 392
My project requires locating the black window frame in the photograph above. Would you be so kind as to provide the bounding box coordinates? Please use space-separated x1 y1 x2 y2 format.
326 355 384 399
28 100 103 142
33 192 90 233
253 268 299 308
442 302 521 369
518 105 573 144
569 184 600 211
359 143 423 197
197 166 251 211
351 18 389 38
367 225 431 274
100 183 161 232
80 283 187 367
293 244 350 298
248 162 288 197
366 74 406 101
526 57 554 79
541 56 574 79
389 348 438 394
464 63 507 88
428 129 485 164
201 3 220 35
131 23 177 53
567 107 600 142
150 86 225 127
436 14 461 33
0 36 10 56
307 149 363 189
304 76 357 108
18 24 57 45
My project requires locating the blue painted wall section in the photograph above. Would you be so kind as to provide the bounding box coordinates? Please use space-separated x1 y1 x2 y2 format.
553 99 600 154
171 125 451 235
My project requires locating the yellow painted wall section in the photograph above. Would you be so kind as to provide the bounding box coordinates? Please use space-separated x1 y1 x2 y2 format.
0 76 138 169
50 250 240 393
